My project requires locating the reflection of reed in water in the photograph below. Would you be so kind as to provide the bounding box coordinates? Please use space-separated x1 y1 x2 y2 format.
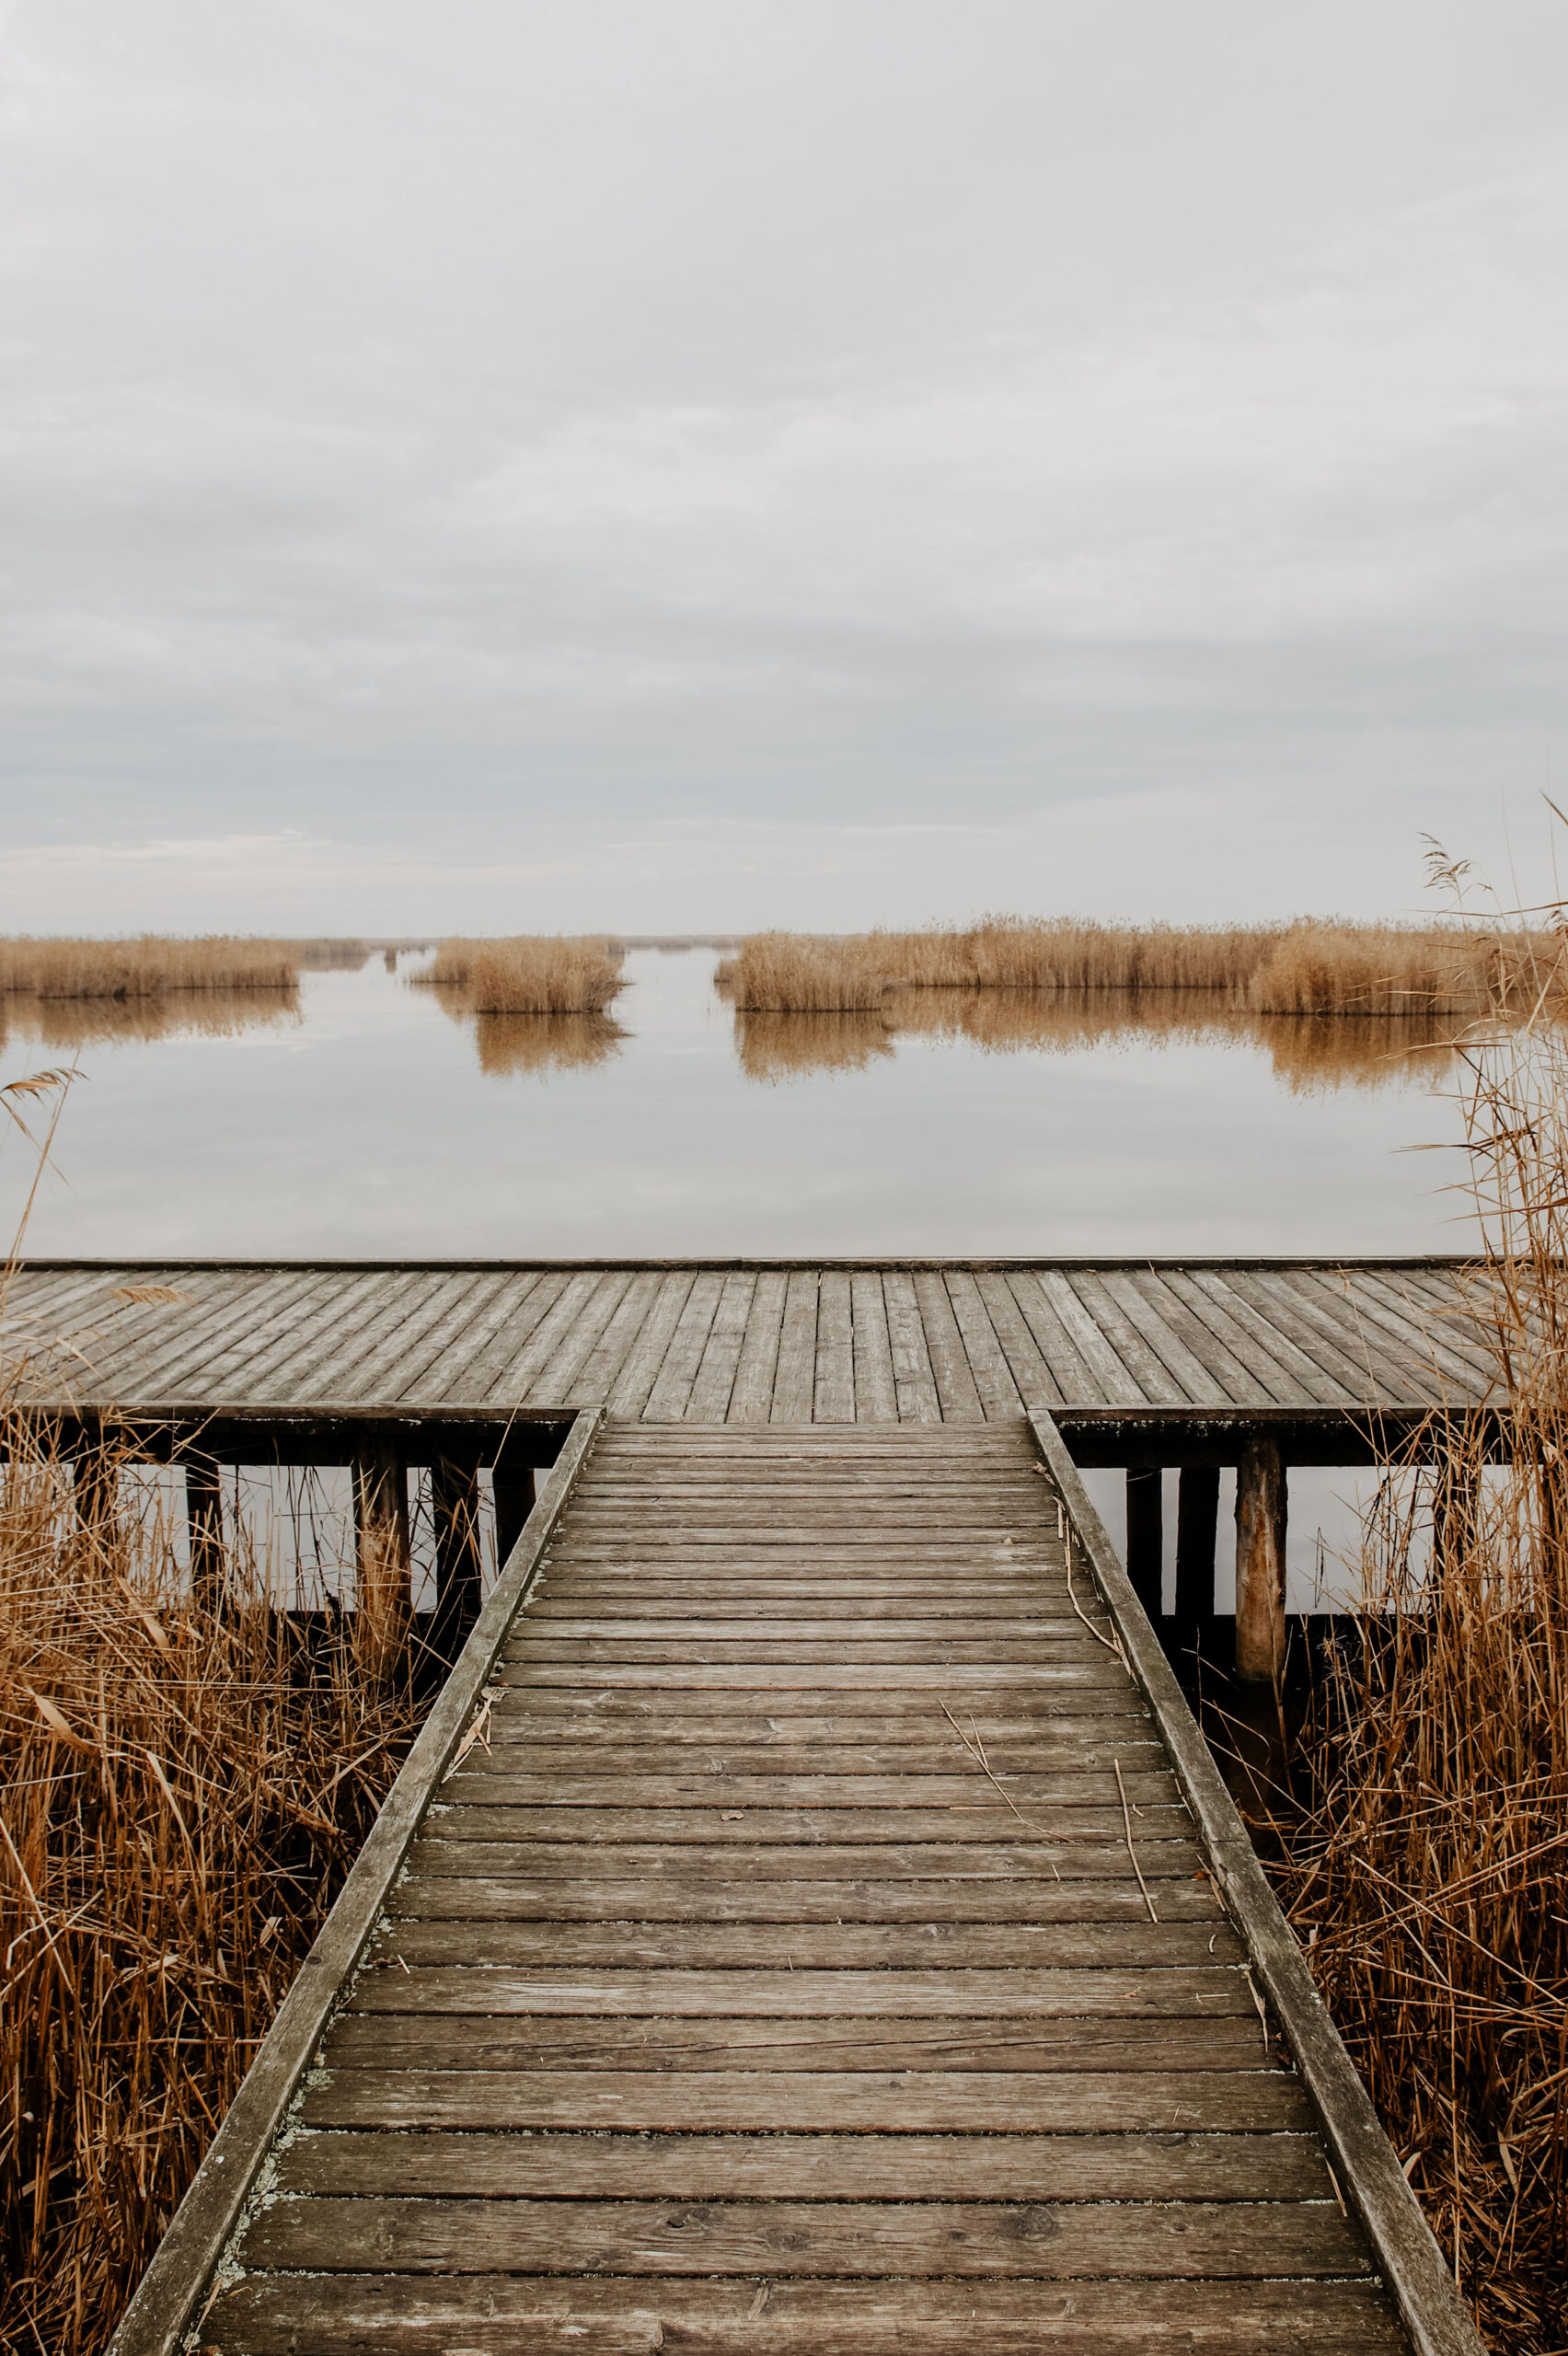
734 1010 896 1083
731 987 1461 1093
426 984 625 1078
0 987 303 1053
472 1011 625 1078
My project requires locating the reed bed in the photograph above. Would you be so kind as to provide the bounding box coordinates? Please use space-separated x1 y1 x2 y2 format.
1261 919 1568 2350
718 918 1554 1017
416 937 625 1016
0 938 299 999
0 1416 420 2354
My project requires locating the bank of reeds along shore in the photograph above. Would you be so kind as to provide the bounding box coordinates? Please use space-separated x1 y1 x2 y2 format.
414 935 626 1015
1261 913 1568 2351
717 918 1555 1017
0 937 301 999
0 1123 421 2355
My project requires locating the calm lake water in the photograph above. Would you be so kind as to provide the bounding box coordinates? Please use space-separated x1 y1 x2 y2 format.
0 944 1475 1258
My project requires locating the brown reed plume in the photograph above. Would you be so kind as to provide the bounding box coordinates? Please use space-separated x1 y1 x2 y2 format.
415 936 626 1015
719 917 1552 1017
0 938 299 999
1262 869 1568 2350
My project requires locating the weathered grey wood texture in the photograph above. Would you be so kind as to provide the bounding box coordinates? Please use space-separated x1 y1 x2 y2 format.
6 1256 1491 1420
192 1420 1429 2353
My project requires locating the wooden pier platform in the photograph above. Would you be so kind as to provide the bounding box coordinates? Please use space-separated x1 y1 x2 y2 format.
6 1255 1492 1455
110 1408 1481 2356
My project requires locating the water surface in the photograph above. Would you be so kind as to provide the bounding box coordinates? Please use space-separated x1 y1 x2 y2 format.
0 947 1474 1256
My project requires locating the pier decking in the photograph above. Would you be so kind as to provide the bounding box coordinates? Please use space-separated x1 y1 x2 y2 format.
6 1255 1491 1450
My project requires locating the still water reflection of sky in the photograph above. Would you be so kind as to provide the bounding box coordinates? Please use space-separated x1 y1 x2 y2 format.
6 944 1472 1610
0 945 1476 1258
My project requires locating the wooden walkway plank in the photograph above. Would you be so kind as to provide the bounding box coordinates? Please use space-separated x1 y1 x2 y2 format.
911 1270 985 1419
813 1269 855 1421
564 1269 666 1406
768 1269 819 1421
605 1271 697 1416
520 1270 637 1404
942 1271 1025 1418
642 1272 726 1421
685 1271 757 1421
726 1267 788 1422
850 1269 899 1422
882 1266 942 1420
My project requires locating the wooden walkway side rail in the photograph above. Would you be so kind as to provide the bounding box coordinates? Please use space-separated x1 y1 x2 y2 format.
1031 1411 1482 2356
105 1408 605 2356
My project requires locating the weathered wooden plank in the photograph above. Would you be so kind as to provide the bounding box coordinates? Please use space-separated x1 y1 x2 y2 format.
400 1269 546 1403
1066 1271 1190 1405
973 1271 1066 1409
498 1271 616 1403
1123 1267 1275 1406
508 1614 1091 1643
523 1271 637 1403
499 1662 1133 1690
203 2273 1408 2356
1316 1266 1493 1394
1035 1271 1146 1404
387 1873 1228 1924
605 1272 697 1417
911 1270 985 1420
405 1837 1205 1879
1174 1267 1357 1407
424 1802 1190 1847
559 1269 667 1406
727 1268 788 1423
644 1273 727 1421
813 1270 855 1422
272 2125 1318 2200
850 1270 898 1422
348 1964 1241 2017
435 1771 1182 1812
943 1272 1025 1418
999 1269 1102 1402
686 1273 757 1422
365 1922 1243 1970
1153 1267 1315 1407
769 1272 820 1422
241 2195 1365 2281
882 1267 941 1421
1098 1269 1233 1406
437 1269 577 1404
303 2066 1307 2132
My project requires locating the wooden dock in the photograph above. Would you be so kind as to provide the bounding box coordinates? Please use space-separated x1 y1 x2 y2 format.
103 1390 1482 2353
6 1253 1491 1441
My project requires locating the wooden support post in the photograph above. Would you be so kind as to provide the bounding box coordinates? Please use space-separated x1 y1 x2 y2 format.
1235 1434 1287 1684
491 1448 536 1573
430 1456 484 1665
353 1440 411 1673
1124 1467 1163 1620
185 1456 226 1611
72 1448 116 1551
1173 1464 1220 1663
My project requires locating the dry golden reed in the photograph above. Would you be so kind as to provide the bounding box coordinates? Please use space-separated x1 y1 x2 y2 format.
0 1422 420 2356
719 918 1556 1018
0 938 299 999
416 936 626 1016
1262 892 1568 2350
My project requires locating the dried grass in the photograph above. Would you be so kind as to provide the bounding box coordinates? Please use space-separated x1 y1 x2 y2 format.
718 918 1557 1018
416 937 625 1016
1261 891 1568 2350
0 939 299 999
0 1071 420 2353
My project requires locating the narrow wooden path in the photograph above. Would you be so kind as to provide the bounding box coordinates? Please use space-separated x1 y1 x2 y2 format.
204 1421 1400 2352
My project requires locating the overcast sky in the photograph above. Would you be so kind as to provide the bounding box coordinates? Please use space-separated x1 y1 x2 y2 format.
3 1 1566 934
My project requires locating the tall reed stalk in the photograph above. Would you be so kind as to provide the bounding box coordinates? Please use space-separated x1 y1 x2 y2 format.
1265 882 1568 2351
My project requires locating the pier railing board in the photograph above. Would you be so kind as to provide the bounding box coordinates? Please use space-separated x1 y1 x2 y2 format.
1031 1408 1484 2356
105 1407 605 2356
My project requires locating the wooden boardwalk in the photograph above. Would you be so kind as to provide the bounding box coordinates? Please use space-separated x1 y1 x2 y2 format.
8 1256 1490 1424
183 1420 1416 2354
